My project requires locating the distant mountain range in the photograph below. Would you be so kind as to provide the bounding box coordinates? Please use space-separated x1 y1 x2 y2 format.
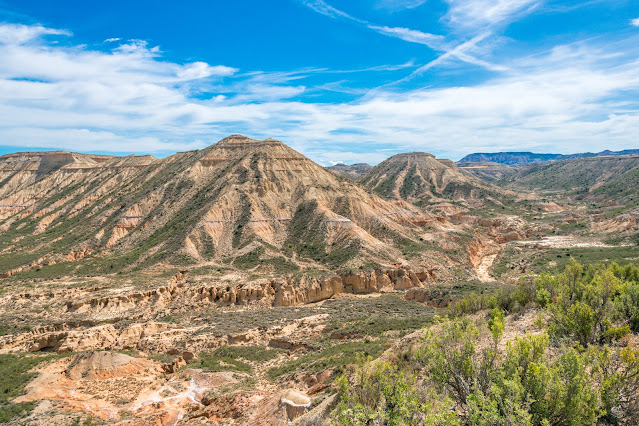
326 162 372 179
499 154 639 201
459 149 639 165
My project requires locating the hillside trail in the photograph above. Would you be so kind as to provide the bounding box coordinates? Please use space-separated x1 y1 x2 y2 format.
476 253 497 282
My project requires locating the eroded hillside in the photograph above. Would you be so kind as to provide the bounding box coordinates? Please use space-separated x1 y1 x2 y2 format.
0 136 484 282
360 152 512 209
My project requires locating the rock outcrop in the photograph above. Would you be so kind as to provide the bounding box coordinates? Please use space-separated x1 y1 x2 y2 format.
0 266 433 354
281 389 312 421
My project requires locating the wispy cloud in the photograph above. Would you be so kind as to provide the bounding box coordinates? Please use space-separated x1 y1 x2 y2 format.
444 0 541 30
301 0 444 50
393 32 501 83
1 23 639 165
368 25 446 48
300 0 506 73
632 17 639 27
0 23 70 44
375 0 429 11
301 0 360 22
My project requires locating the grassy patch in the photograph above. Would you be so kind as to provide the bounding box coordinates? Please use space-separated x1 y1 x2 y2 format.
284 200 360 267
190 351 252 373
494 244 639 277
329 315 434 338
212 345 284 362
0 354 54 423
190 345 284 374
266 339 389 380
530 246 639 274
233 246 265 270
262 256 300 274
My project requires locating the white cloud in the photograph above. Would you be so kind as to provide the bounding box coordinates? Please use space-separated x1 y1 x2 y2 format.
0 127 204 153
375 0 429 10
300 0 502 71
0 23 70 45
104 37 121 43
1 22 639 165
394 32 501 82
368 25 446 48
444 0 541 30
302 0 445 49
631 17 639 27
177 62 236 80
301 0 358 21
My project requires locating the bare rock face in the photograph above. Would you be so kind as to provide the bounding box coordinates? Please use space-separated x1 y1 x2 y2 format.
163 355 187 374
281 389 312 421
0 264 438 355
65 351 162 380
271 267 432 307
6 322 174 354
292 393 339 426
27 324 119 353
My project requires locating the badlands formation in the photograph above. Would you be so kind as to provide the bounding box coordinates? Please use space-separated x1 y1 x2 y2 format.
1 136 639 424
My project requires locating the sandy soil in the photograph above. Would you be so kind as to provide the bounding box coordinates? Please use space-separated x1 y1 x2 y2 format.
476 254 498 282
516 235 617 249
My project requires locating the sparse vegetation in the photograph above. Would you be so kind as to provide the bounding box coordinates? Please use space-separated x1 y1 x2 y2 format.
192 351 253 373
192 345 284 374
4 140 639 424
340 261 639 425
267 339 389 380
0 354 53 422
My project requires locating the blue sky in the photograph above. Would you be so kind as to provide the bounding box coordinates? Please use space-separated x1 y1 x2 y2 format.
0 0 638 164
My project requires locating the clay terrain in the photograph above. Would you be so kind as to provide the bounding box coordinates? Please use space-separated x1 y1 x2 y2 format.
2 137 639 425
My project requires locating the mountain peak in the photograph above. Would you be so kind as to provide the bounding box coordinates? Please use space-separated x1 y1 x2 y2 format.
362 149 504 206
215 134 283 147
217 134 256 144
391 152 436 160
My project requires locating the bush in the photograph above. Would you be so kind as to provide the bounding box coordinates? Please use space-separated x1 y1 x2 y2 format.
401 316 636 424
536 259 635 345
334 358 459 425
339 261 639 425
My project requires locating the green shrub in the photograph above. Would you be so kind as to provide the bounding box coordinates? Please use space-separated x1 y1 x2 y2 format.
418 320 637 424
537 260 633 345
340 261 639 425
211 345 283 362
191 350 252 373
334 358 459 425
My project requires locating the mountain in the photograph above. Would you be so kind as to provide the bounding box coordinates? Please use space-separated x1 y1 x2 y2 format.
360 152 509 208
460 152 560 165
460 149 639 165
0 136 468 280
497 154 639 237
456 161 518 182
500 154 639 196
326 163 372 179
